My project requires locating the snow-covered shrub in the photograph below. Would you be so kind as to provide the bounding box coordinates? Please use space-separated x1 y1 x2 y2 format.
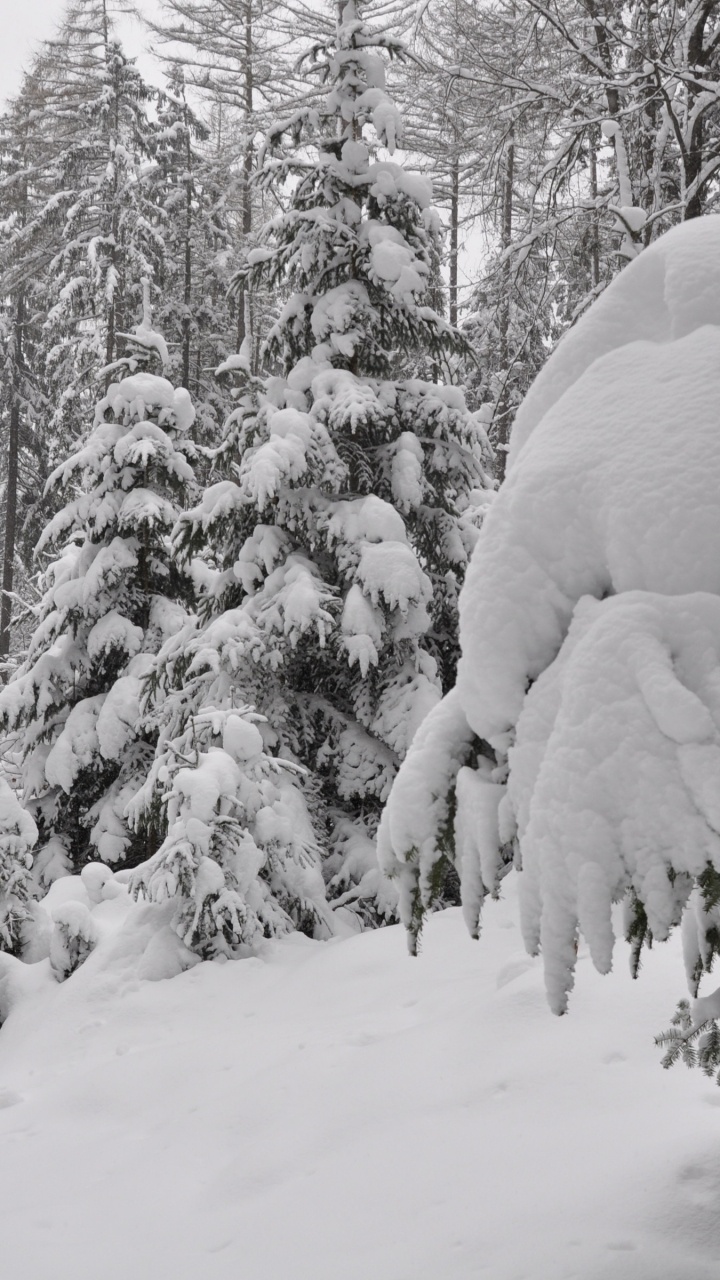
130 705 334 957
0 777 37 954
379 216 720 1068
161 0 493 933
49 901 98 981
0 324 196 884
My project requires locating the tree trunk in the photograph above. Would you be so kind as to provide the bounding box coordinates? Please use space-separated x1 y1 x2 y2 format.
589 124 600 289
182 97 193 390
494 131 515 483
449 153 459 327
0 300 23 661
236 0 254 354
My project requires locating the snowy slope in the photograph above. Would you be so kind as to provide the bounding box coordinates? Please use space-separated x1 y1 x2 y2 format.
0 878 717 1280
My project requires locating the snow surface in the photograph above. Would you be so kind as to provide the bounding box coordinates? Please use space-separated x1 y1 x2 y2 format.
0 875 717 1280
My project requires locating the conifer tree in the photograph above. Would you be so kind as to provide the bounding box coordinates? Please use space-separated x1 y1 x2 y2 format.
148 0 298 364
0 776 37 954
40 2 163 443
151 72 240 446
0 308 196 887
130 698 335 958
140 0 493 945
0 62 59 660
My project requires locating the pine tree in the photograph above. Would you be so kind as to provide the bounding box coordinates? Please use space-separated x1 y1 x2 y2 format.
39 2 163 445
147 0 300 365
138 0 493 950
0 62 60 661
0 309 196 887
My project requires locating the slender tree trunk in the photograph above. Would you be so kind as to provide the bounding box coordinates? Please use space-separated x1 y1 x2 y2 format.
182 99 193 390
236 0 254 354
1 299 24 661
449 152 459 327
105 53 121 387
684 3 710 220
589 124 600 289
494 129 515 483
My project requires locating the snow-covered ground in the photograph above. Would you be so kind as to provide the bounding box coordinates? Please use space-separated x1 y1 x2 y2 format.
0 876 716 1280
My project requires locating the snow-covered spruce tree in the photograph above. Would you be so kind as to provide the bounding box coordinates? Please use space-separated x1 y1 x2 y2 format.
141 0 492 948
0 312 196 887
41 5 162 444
379 216 720 1082
129 699 335 959
0 57 65 661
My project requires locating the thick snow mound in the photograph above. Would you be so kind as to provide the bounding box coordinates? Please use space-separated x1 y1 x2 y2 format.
510 214 720 465
459 325 720 744
0 881 717 1280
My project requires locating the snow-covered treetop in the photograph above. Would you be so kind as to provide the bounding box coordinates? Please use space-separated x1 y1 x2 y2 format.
240 0 462 378
39 370 195 557
112 279 170 375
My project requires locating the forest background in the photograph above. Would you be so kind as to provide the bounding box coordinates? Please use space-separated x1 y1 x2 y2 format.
2 0 720 974
9 0 720 661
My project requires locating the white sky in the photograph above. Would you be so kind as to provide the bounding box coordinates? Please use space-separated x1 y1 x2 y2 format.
1 1 158 105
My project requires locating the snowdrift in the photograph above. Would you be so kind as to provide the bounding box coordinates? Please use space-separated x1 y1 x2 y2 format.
0 872 717 1280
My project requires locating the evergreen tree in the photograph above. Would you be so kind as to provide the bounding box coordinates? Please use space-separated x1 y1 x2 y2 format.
40 3 163 444
148 0 299 365
0 62 60 660
0 311 196 887
130 699 335 958
134 0 493 954
0 776 37 954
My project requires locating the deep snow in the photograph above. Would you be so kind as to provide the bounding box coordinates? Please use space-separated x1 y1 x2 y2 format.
0 876 717 1280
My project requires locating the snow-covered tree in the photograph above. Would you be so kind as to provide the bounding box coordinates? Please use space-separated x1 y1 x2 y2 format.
0 776 37 954
379 216 720 1082
40 4 162 441
130 700 334 958
134 0 492 949
0 60 60 660
147 0 301 366
0 316 196 887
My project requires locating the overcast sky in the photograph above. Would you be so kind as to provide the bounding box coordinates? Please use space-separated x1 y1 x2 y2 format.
2 2 157 105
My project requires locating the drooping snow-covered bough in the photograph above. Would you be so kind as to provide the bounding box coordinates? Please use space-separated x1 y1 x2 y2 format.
379 217 720 1069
